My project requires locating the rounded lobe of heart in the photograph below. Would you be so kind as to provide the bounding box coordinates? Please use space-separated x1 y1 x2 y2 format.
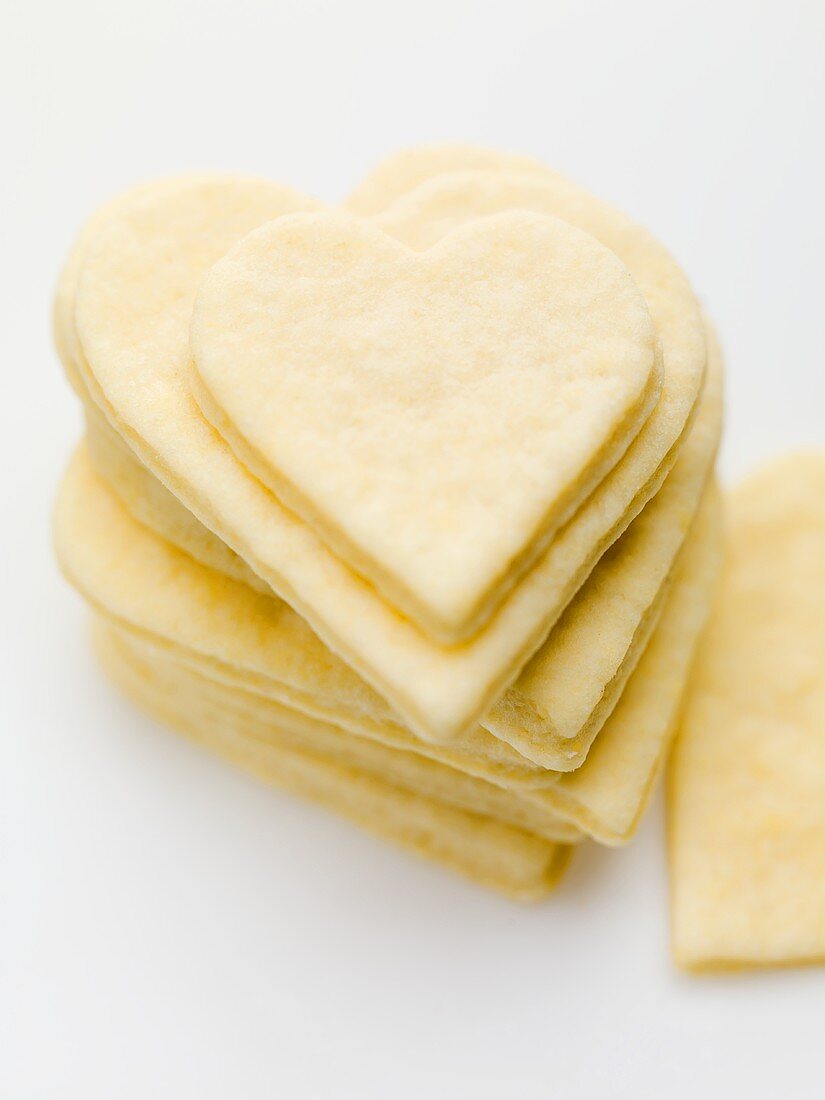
344 143 555 215
366 159 707 472
190 209 659 639
53 175 221 393
372 165 708 617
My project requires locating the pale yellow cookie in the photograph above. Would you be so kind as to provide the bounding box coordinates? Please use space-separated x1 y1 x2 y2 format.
60 172 703 743
100 619 581 844
93 620 572 901
190 210 660 640
668 453 825 971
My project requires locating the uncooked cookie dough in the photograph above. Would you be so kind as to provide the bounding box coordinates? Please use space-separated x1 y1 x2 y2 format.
668 452 825 970
54 145 731 904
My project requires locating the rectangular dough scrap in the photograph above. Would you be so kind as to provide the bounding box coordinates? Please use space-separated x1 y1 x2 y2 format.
668 453 825 970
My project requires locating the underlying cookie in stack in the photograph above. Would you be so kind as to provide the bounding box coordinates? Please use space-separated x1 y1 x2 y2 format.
55 443 722 857
53 146 723 896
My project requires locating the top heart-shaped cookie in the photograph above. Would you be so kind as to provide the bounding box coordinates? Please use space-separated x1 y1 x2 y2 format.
190 210 660 641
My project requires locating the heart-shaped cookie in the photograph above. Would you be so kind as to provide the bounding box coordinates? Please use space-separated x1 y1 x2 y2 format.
68 174 697 744
190 210 661 640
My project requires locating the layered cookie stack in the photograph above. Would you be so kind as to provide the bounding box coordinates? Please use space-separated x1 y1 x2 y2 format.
54 147 723 899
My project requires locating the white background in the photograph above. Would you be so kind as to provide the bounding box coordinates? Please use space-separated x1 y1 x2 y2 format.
3 0 824 1096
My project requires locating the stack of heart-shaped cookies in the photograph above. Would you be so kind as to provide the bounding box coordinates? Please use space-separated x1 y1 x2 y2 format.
54 146 723 899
